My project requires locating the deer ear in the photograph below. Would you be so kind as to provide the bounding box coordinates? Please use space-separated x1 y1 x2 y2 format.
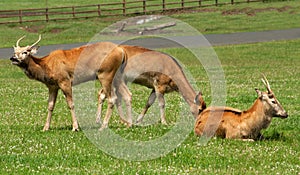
255 88 263 98
29 46 40 55
194 91 202 105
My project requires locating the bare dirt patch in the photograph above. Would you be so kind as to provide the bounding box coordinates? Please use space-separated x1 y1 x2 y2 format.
159 5 293 17
49 28 63 33
221 6 292 16
161 8 219 15
19 25 43 33
19 25 64 34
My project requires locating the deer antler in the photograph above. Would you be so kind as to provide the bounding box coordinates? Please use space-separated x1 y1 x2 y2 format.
16 35 26 47
261 73 272 93
30 35 41 48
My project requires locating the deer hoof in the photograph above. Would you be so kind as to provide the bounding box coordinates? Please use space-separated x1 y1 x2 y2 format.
98 127 106 132
161 120 167 125
242 139 255 142
72 125 79 131
99 124 108 131
43 125 50 131
126 123 132 128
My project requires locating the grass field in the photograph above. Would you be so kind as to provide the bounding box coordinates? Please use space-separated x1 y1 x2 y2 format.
0 39 299 174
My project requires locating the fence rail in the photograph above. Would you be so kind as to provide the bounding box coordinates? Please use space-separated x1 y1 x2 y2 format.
0 0 261 24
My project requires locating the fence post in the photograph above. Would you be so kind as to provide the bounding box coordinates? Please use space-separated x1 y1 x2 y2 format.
181 0 185 10
97 4 101 16
143 0 146 14
123 0 126 16
215 0 218 6
162 0 166 12
199 0 202 7
45 8 49 22
72 6 75 18
18 10 22 23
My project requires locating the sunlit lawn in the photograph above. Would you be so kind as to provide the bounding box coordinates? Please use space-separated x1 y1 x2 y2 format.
0 39 299 174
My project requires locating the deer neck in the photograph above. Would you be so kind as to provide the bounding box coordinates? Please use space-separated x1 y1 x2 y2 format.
21 55 51 84
175 76 198 117
244 98 272 130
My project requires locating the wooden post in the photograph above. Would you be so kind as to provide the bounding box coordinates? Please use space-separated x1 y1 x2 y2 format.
97 4 101 16
45 8 49 22
181 0 184 10
143 0 146 14
18 10 22 23
162 0 166 12
123 0 126 16
231 0 234 4
199 0 202 7
215 0 218 6
72 6 75 18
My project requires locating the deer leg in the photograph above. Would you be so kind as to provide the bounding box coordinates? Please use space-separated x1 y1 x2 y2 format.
43 87 58 131
156 91 167 125
110 72 126 124
241 139 255 142
116 82 132 127
115 90 126 123
98 59 126 130
60 82 79 131
136 89 156 124
96 89 106 124
100 92 116 131
100 101 114 130
98 77 117 131
96 86 131 127
225 128 245 140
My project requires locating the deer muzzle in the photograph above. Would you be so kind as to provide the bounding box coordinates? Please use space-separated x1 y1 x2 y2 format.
10 56 20 65
277 111 288 119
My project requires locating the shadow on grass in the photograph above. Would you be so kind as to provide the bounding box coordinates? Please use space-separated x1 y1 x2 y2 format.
48 125 75 131
259 130 287 141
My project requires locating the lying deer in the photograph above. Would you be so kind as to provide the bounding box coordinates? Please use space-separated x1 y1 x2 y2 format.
10 35 126 131
194 75 288 141
96 45 206 129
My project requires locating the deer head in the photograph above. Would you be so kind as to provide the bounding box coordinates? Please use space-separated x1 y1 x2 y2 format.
256 74 288 119
10 35 41 66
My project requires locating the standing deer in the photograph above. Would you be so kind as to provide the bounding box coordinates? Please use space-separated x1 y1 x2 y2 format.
96 45 206 130
10 35 126 131
194 75 288 141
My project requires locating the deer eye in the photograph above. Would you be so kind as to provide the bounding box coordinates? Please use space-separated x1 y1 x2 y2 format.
271 100 276 104
22 51 28 55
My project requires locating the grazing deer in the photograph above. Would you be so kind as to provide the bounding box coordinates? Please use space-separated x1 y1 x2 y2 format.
96 45 206 129
194 75 288 141
10 35 126 131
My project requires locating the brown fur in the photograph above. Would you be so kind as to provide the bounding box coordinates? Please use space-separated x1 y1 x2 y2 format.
96 45 206 128
194 88 288 141
11 36 124 131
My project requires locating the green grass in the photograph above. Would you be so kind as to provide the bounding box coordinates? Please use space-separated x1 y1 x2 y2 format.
0 39 299 174
0 0 115 9
0 1 300 47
